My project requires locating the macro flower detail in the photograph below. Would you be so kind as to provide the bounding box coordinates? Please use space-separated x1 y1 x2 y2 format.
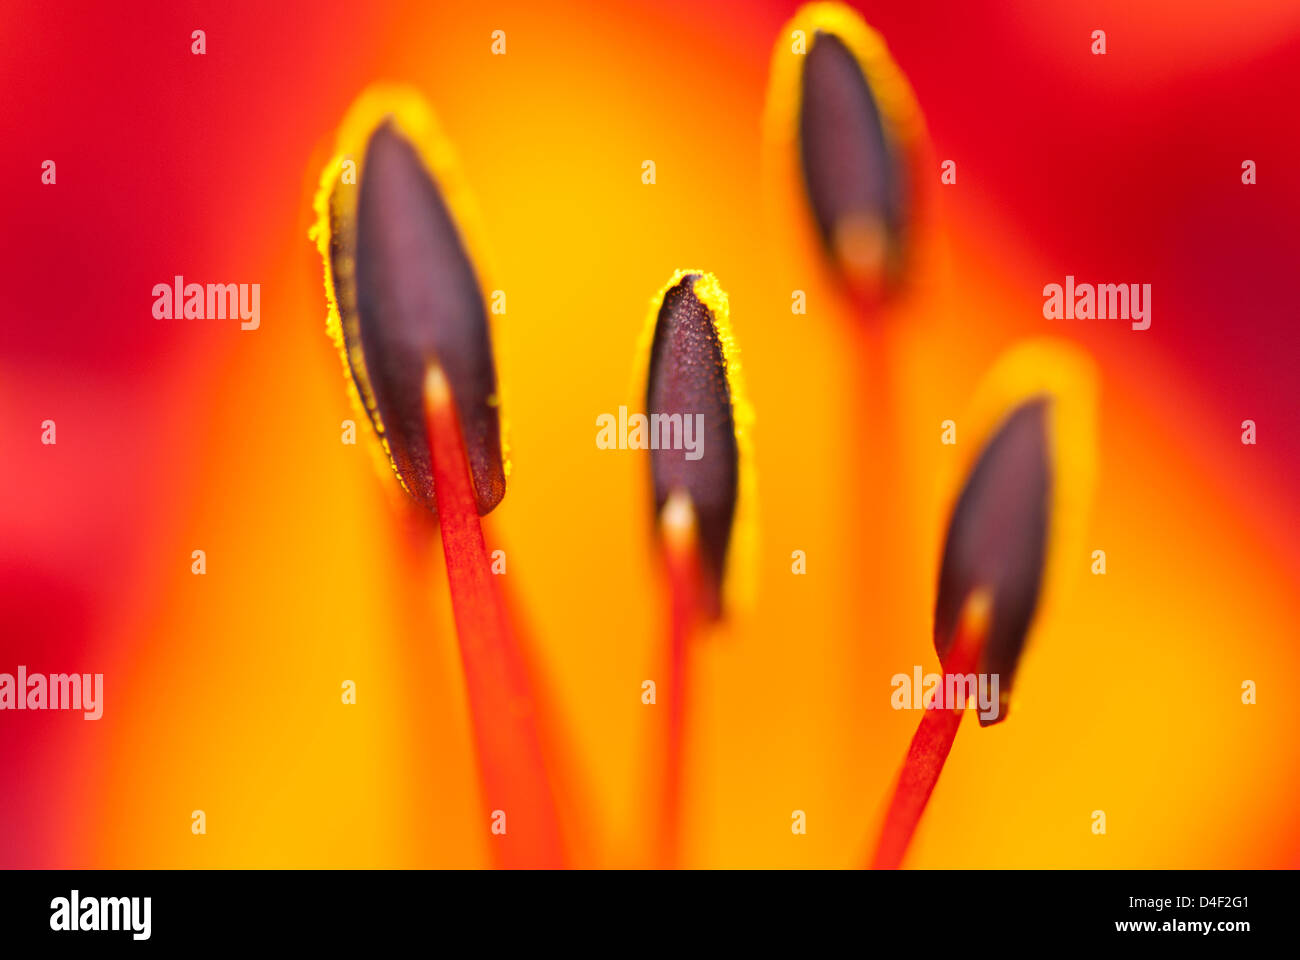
764 3 928 305
639 270 753 864
800 32 904 295
311 85 505 515
872 340 1097 869
310 86 561 868
933 398 1050 726
6 0 1297 895
644 270 748 618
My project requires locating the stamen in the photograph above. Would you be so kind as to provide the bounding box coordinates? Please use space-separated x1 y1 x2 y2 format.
424 362 564 868
871 397 1053 868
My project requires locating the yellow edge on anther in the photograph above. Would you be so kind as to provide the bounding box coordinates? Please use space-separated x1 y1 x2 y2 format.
307 83 509 499
941 338 1100 712
761 2 934 297
635 269 758 615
